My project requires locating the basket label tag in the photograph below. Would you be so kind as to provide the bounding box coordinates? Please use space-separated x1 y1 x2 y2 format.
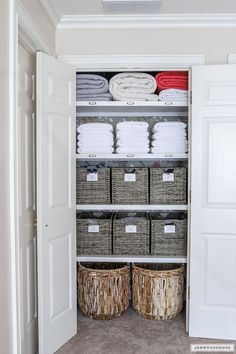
87 173 98 182
124 173 136 182
164 225 176 233
125 225 137 233
163 173 174 182
88 225 99 233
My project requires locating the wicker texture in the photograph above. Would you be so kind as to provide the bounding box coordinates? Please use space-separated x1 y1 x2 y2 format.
76 167 110 204
77 213 112 255
78 263 130 319
151 213 187 256
132 263 184 320
150 167 187 204
113 213 150 255
112 168 149 204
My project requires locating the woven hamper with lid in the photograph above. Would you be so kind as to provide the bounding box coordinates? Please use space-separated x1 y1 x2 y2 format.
150 213 187 257
150 167 187 204
76 212 112 255
76 167 110 204
112 168 149 204
132 263 184 320
78 263 130 320
113 213 150 255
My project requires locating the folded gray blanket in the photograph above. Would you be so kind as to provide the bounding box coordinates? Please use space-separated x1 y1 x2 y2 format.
76 74 109 94
77 93 113 101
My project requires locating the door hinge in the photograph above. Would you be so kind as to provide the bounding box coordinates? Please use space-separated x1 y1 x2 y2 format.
33 217 37 227
190 91 192 105
188 286 190 300
189 190 191 203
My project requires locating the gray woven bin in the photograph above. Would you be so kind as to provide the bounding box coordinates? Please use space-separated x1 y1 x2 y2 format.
112 168 149 204
150 167 187 204
77 212 112 255
113 213 150 255
76 167 110 204
150 213 187 256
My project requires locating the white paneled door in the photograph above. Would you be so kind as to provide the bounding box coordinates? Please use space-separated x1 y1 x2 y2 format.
37 52 76 354
18 43 37 354
190 64 236 340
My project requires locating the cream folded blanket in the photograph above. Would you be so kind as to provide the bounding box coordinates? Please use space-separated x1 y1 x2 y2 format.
109 73 158 101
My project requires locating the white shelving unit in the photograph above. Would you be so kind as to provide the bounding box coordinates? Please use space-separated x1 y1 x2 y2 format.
76 256 187 263
76 153 188 161
76 204 188 211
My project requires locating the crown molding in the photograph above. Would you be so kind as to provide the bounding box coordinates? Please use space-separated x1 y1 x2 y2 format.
59 54 204 70
57 14 236 30
39 0 60 27
16 1 54 54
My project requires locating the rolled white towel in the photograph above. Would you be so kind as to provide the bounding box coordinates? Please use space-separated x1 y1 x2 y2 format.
109 73 158 101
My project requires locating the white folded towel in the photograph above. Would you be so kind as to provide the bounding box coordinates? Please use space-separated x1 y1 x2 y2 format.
151 146 187 154
77 123 113 133
77 146 114 154
109 73 158 101
116 121 149 130
159 89 188 102
117 131 149 139
116 146 150 154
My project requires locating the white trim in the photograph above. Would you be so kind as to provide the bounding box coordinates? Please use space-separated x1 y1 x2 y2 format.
16 0 54 55
76 256 187 263
58 14 236 30
76 204 188 211
228 54 236 64
59 54 204 70
39 0 60 28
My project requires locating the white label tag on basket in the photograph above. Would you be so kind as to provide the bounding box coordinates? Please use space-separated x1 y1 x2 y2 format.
164 225 176 233
87 173 98 182
163 173 174 182
125 225 137 233
88 225 99 233
124 173 136 182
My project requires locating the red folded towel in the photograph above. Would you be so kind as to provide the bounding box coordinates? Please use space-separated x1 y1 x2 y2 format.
155 71 188 91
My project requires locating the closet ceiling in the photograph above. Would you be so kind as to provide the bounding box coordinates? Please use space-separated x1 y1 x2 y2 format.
47 0 236 17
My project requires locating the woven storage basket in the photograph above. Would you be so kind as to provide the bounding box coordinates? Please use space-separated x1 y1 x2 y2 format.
112 168 149 204
76 167 110 204
78 263 130 320
132 263 184 320
76 212 112 255
150 167 187 204
113 213 150 255
151 213 187 257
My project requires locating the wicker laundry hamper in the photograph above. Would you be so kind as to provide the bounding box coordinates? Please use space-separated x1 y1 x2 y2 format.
76 167 111 204
78 263 130 320
132 263 184 320
150 167 187 204
76 212 112 255
112 168 149 204
113 213 150 255
150 213 187 257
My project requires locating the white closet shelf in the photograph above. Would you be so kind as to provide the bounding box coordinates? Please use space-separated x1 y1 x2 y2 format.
76 101 188 114
76 256 187 263
76 204 188 211
76 153 188 161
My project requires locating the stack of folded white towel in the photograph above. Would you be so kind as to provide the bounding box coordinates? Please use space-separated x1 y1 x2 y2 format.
116 121 150 154
77 123 114 154
151 122 187 154
158 89 188 103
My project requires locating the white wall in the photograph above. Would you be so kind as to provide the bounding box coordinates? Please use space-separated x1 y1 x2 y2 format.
56 27 236 64
0 1 14 353
20 0 55 50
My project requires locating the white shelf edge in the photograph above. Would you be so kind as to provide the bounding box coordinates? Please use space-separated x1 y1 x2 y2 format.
76 256 187 263
76 101 188 107
76 204 188 211
76 153 188 161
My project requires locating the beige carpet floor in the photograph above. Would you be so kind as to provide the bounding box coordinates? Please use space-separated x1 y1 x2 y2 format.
56 308 236 354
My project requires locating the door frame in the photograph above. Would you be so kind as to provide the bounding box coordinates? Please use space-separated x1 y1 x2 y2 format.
11 3 54 353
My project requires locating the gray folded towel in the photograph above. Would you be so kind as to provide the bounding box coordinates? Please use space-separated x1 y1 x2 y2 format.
76 74 109 94
77 93 113 101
